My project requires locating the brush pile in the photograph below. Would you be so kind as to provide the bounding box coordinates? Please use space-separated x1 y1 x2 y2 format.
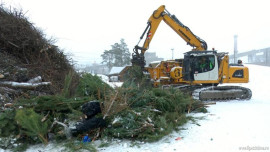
0 4 79 151
0 4 78 101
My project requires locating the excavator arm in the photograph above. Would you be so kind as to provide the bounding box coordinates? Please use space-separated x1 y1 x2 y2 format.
132 5 207 68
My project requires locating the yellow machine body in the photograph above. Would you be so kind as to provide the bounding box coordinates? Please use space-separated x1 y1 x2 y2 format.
131 5 249 87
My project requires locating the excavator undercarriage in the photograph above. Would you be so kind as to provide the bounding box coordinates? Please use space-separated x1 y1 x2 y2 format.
197 86 252 101
162 84 252 101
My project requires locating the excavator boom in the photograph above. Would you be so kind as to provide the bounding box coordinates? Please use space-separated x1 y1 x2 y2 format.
132 5 207 67
143 5 207 52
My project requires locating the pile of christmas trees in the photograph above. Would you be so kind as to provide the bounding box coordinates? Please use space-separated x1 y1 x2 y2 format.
100 66 206 142
0 69 206 151
0 72 110 151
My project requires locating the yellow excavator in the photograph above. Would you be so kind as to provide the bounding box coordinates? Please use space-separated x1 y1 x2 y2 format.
130 5 252 100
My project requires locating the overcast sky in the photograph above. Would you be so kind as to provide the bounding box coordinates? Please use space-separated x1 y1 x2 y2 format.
3 0 270 65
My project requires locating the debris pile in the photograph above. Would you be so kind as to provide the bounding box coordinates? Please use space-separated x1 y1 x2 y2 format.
0 4 80 151
0 4 79 104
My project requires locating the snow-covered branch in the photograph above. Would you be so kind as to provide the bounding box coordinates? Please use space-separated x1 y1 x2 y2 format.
27 76 42 83
0 76 51 89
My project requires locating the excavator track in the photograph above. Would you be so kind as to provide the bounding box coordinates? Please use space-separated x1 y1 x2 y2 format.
163 85 252 101
194 86 252 101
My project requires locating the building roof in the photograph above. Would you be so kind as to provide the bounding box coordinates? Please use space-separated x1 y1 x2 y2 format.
109 67 125 75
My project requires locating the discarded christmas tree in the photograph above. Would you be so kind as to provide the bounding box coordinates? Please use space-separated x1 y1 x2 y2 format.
15 109 50 145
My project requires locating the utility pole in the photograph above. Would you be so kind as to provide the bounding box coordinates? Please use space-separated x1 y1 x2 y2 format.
234 35 238 63
266 49 268 66
171 48 174 60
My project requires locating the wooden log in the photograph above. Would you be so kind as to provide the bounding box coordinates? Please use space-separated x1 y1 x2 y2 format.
203 102 216 105
0 81 51 89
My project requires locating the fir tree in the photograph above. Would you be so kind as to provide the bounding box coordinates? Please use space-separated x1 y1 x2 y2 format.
0 109 18 137
101 39 131 70
15 109 50 145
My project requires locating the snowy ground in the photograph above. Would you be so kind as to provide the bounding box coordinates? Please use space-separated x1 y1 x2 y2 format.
1 64 269 152
97 74 123 88
98 64 270 152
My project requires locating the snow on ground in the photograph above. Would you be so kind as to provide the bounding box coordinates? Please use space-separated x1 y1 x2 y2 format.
97 74 123 88
99 64 270 152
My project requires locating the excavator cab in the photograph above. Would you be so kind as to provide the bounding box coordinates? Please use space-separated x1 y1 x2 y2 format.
183 51 219 83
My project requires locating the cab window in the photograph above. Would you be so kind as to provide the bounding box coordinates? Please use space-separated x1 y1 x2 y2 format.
194 55 215 73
